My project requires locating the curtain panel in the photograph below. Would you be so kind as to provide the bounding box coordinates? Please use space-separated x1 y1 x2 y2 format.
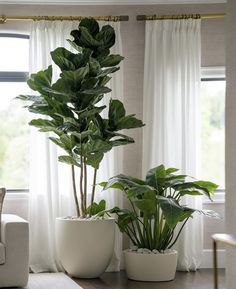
28 20 123 273
142 19 202 271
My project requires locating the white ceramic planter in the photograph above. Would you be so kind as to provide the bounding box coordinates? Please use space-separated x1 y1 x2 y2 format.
124 249 178 282
56 217 115 278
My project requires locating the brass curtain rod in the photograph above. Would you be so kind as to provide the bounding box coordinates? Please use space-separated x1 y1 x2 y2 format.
0 15 129 24
136 13 225 21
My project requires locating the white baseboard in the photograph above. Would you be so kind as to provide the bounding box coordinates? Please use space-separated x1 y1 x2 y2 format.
200 249 225 268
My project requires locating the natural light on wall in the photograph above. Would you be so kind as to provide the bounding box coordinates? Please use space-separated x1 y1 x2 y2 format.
0 35 29 189
200 67 225 191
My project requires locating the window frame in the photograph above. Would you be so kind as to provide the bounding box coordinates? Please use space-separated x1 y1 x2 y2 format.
0 33 29 193
201 66 225 204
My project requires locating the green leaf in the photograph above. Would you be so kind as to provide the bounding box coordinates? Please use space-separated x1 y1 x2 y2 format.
87 200 106 216
79 106 106 119
96 25 115 49
67 39 83 52
134 198 156 215
78 26 101 48
166 167 179 175
116 114 144 130
193 181 218 193
100 54 124 67
89 58 101 76
50 47 76 71
86 152 104 169
61 65 89 91
157 196 194 228
27 66 52 94
102 175 138 191
81 77 99 90
58 155 80 167
178 190 203 197
108 99 125 129
79 18 100 37
16 94 42 102
29 118 56 128
98 67 119 77
82 86 111 96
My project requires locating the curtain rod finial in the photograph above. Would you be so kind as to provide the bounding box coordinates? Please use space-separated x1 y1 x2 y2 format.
0 15 7 24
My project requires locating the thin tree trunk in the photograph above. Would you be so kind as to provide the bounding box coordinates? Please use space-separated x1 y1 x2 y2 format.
83 157 87 213
80 153 84 217
90 168 97 216
71 165 80 217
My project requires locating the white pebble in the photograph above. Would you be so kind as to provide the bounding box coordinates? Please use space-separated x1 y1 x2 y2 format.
143 248 151 254
130 246 138 251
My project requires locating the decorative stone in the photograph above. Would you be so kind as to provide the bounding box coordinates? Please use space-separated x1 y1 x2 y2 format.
137 248 144 253
152 249 159 254
130 246 138 251
143 248 151 254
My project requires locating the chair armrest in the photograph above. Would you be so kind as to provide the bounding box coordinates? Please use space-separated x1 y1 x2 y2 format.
0 214 29 287
1 214 28 244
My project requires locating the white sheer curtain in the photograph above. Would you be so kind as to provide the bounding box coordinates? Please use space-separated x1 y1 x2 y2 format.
142 19 202 271
28 20 123 273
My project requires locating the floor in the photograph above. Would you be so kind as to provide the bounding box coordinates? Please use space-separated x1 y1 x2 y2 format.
73 269 225 289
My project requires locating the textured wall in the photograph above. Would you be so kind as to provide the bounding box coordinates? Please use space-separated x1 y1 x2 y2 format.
225 0 236 288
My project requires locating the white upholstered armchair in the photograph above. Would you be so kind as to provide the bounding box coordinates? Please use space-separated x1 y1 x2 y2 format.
0 214 29 287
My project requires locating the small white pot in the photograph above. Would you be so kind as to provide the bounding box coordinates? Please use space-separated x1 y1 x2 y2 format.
56 217 115 278
124 249 178 282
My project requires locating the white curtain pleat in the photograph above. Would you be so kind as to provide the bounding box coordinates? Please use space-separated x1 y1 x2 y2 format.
142 19 202 271
29 20 123 273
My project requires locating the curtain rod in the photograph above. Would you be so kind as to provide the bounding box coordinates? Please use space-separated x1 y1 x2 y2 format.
136 13 225 21
0 15 129 24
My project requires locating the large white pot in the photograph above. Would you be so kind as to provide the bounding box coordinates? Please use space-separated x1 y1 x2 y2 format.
56 217 115 278
124 249 178 282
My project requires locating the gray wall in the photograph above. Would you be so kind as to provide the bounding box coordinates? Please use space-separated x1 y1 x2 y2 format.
0 3 226 253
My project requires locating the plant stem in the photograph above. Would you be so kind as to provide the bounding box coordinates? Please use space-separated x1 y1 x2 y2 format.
167 217 190 249
80 151 84 217
71 165 80 217
83 157 87 212
90 168 97 216
130 200 145 246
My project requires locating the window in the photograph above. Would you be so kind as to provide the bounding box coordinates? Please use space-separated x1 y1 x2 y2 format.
200 67 225 193
0 34 29 190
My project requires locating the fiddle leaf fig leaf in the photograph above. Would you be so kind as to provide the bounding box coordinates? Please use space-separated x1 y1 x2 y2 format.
116 114 144 130
78 26 101 48
79 18 100 37
96 25 115 49
58 155 80 167
87 200 106 216
100 54 124 67
27 65 52 94
67 39 83 53
51 47 76 71
61 65 89 91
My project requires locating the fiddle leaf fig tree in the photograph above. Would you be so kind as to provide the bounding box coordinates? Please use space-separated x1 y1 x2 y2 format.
17 18 144 218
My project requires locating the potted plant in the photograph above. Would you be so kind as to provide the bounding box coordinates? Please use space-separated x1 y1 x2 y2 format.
100 164 219 282
17 18 144 278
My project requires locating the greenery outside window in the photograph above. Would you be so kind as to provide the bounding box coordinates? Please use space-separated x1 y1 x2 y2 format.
0 33 29 191
200 67 225 202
